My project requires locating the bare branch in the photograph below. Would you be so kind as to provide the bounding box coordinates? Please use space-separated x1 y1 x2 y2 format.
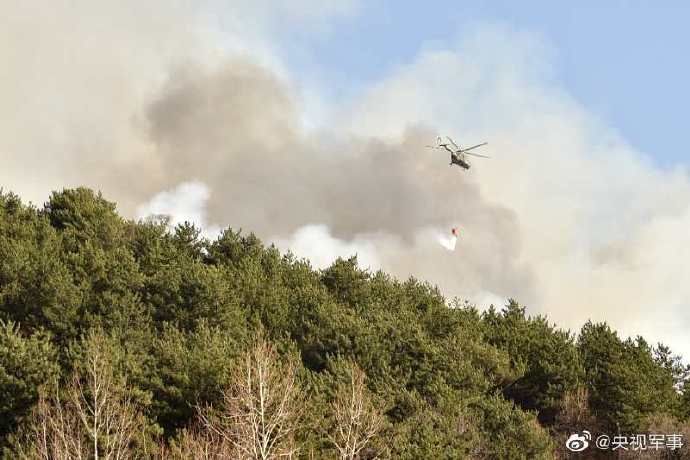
328 364 384 460
196 337 303 460
15 330 147 460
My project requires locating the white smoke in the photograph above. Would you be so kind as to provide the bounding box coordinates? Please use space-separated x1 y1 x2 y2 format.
272 224 381 270
137 181 221 239
438 232 458 251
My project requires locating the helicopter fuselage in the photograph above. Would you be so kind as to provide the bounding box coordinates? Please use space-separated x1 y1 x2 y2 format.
450 154 471 170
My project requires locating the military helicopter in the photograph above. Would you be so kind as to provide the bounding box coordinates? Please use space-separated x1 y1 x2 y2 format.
427 136 489 170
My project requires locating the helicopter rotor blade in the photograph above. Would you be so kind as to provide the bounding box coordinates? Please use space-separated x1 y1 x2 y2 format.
445 136 460 150
462 142 488 152
425 144 454 155
464 151 490 158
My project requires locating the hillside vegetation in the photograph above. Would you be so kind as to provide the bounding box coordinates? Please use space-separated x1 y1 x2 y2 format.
0 188 688 458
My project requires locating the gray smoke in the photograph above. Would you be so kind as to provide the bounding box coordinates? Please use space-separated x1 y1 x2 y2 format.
137 60 533 303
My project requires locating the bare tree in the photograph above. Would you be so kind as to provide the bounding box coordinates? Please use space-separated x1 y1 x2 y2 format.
162 425 234 460
16 388 86 460
197 337 302 460
619 414 690 460
328 364 384 460
15 331 147 460
555 386 596 432
553 386 601 460
71 332 145 460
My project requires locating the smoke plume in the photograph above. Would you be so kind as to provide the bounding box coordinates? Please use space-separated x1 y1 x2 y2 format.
2 3 689 357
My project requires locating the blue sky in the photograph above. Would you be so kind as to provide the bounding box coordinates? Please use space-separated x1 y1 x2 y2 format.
281 1 690 167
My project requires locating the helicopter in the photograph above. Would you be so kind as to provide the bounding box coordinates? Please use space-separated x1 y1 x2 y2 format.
427 136 489 170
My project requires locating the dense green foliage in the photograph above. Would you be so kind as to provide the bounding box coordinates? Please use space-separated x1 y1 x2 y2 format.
0 188 688 458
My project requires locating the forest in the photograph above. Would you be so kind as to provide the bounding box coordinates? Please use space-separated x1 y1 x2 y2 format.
0 187 688 459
